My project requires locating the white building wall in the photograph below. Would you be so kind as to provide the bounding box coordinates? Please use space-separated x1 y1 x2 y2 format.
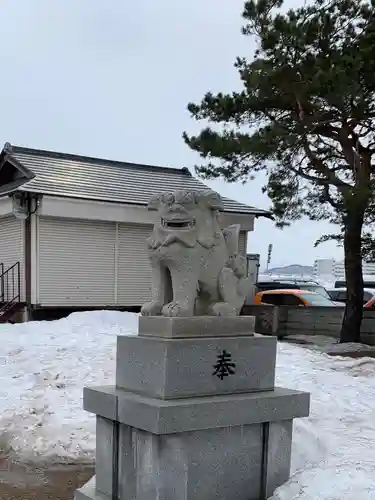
314 258 375 281
362 262 375 274
39 195 255 231
314 258 336 276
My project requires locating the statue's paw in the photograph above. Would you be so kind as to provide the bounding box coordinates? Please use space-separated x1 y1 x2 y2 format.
162 301 192 317
141 301 163 316
211 302 237 317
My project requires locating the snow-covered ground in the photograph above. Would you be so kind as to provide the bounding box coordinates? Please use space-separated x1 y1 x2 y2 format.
1 311 375 499
0 311 137 462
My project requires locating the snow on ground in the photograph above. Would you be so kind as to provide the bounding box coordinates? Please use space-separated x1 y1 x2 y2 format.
0 311 375 499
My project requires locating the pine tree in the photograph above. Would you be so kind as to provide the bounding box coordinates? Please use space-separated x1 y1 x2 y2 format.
183 0 375 342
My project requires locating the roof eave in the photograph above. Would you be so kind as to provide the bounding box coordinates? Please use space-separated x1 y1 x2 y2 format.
16 186 269 217
0 179 32 197
254 211 274 220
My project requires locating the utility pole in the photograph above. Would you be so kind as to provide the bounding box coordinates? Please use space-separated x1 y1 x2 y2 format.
266 243 273 272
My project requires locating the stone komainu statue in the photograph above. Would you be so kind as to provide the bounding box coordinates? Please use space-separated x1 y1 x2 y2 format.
141 189 252 317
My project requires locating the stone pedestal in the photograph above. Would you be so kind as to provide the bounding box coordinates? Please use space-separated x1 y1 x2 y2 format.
74 316 310 500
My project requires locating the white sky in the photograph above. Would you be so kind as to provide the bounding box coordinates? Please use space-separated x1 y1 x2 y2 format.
0 0 343 268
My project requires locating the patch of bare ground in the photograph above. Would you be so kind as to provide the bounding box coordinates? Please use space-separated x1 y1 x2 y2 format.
0 458 94 500
282 335 375 358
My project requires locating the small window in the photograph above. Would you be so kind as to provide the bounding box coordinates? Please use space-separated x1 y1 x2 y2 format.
335 281 346 288
336 291 347 302
299 285 331 299
261 293 303 306
282 294 304 306
261 293 284 306
299 293 334 306
328 291 338 301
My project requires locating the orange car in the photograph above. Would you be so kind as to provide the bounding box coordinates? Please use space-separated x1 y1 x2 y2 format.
254 289 338 307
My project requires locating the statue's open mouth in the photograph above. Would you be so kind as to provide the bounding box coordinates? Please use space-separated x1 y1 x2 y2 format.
161 218 196 229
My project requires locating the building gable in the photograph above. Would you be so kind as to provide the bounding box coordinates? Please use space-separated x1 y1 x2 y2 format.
0 143 35 195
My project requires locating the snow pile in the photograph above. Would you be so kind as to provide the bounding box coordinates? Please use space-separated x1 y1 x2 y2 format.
0 311 137 462
1 311 375 499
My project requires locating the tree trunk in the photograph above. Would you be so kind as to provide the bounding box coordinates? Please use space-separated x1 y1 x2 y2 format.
340 211 364 343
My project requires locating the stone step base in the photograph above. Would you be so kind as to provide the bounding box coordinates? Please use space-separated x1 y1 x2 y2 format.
84 385 309 434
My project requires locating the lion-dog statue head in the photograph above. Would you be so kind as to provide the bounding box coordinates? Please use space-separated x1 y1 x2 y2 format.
147 189 225 250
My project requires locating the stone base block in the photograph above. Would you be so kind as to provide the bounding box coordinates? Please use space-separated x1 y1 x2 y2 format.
116 334 277 398
138 315 255 338
77 386 310 500
84 385 310 434
76 420 294 500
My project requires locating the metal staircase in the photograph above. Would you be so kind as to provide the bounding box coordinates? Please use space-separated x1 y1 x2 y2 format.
0 262 21 323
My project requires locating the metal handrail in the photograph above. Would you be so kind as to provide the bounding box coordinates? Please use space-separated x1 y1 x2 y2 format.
0 263 3 302
0 262 20 313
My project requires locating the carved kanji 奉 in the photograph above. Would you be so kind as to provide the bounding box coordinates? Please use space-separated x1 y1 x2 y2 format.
213 350 236 380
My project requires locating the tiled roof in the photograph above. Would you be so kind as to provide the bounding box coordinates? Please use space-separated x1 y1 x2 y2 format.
2 143 270 216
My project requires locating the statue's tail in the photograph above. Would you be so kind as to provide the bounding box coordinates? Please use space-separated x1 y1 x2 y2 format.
222 224 241 258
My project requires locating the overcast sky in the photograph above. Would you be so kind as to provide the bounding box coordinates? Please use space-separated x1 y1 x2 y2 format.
1 0 343 268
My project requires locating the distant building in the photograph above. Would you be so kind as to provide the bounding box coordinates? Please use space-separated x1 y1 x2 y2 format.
314 258 375 279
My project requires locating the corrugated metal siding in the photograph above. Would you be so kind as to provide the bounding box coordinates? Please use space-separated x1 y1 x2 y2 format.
38 217 116 306
239 231 247 256
0 216 25 301
116 226 248 307
9 147 268 215
35 217 250 308
117 224 153 306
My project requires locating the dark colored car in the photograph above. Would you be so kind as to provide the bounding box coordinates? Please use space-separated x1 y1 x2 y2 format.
328 287 374 304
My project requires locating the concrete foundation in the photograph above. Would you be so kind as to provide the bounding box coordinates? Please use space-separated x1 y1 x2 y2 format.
74 316 310 500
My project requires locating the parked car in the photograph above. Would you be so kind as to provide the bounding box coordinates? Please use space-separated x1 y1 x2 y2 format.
334 279 375 290
254 289 342 307
327 287 375 305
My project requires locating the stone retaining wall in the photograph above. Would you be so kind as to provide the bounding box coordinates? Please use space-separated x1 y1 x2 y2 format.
242 305 375 345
